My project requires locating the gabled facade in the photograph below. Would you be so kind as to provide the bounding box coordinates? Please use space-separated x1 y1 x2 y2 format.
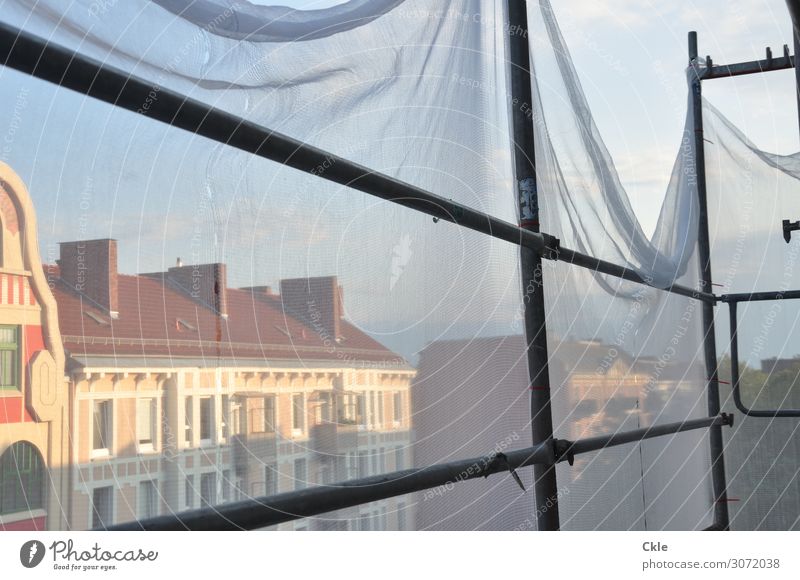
0 163 68 531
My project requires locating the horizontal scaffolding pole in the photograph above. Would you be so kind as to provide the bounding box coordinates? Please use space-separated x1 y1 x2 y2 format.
105 415 731 531
557 414 733 461
702 53 795 80
107 441 556 531
0 22 716 304
720 289 800 303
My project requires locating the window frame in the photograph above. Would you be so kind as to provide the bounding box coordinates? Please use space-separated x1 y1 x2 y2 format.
136 397 157 453
291 393 305 435
0 441 44 516
199 396 214 446
139 479 159 519
0 325 19 391
91 399 112 459
91 486 113 529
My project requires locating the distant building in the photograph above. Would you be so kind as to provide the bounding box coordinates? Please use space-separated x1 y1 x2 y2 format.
0 163 68 531
413 335 711 530
48 239 415 530
760 357 800 375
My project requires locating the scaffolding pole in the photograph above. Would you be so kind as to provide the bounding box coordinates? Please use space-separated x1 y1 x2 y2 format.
506 0 559 531
688 31 731 530
104 415 731 531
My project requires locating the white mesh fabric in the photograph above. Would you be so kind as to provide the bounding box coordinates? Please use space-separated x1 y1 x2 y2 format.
0 0 798 531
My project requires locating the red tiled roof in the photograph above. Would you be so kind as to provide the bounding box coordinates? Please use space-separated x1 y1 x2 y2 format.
49 270 406 367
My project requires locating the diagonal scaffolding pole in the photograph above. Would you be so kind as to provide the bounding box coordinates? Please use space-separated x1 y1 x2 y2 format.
688 31 731 530
0 21 716 306
506 0 559 531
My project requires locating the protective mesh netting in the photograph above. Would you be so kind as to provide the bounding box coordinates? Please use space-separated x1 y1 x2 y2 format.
0 0 797 530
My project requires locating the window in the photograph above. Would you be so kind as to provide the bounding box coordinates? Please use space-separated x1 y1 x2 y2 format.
230 402 241 437
397 502 407 530
319 463 332 485
368 391 375 427
199 397 213 444
294 458 307 490
315 392 332 423
395 447 405 471
393 392 403 423
91 486 113 529
184 475 194 509
0 325 18 390
137 398 156 451
264 396 275 432
92 400 112 457
348 453 358 479
291 394 305 433
377 392 384 426
200 472 216 508
358 451 369 478
184 397 193 446
250 396 275 434
339 393 358 424
221 395 230 440
222 470 231 503
264 463 277 495
139 480 158 519
0 442 44 515
356 394 366 427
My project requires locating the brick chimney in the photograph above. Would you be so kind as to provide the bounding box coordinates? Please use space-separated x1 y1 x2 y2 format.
167 262 228 318
58 239 119 318
279 276 343 341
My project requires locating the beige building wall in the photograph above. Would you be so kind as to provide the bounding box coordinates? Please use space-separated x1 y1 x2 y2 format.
69 364 414 530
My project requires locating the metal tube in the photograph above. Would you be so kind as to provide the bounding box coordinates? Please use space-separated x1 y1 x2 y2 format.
104 416 730 531
795 32 800 143
701 55 794 80
559 415 732 460
689 31 731 529
506 0 560 531
106 441 557 531
721 289 800 302
728 302 800 417
557 247 716 303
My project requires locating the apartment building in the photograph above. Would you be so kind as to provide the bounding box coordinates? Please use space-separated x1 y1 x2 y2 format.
0 163 68 531
412 335 710 530
49 239 415 530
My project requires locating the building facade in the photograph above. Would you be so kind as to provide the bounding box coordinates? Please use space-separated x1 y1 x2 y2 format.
0 163 68 531
49 240 415 530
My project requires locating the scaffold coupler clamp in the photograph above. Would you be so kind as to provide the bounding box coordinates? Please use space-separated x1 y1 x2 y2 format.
720 412 734 428
485 452 526 492
552 438 574 466
541 233 561 261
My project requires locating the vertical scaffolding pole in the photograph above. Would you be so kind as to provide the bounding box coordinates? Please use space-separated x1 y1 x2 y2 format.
507 1 560 531
786 1 800 140
688 31 731 530
795 32 800 141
